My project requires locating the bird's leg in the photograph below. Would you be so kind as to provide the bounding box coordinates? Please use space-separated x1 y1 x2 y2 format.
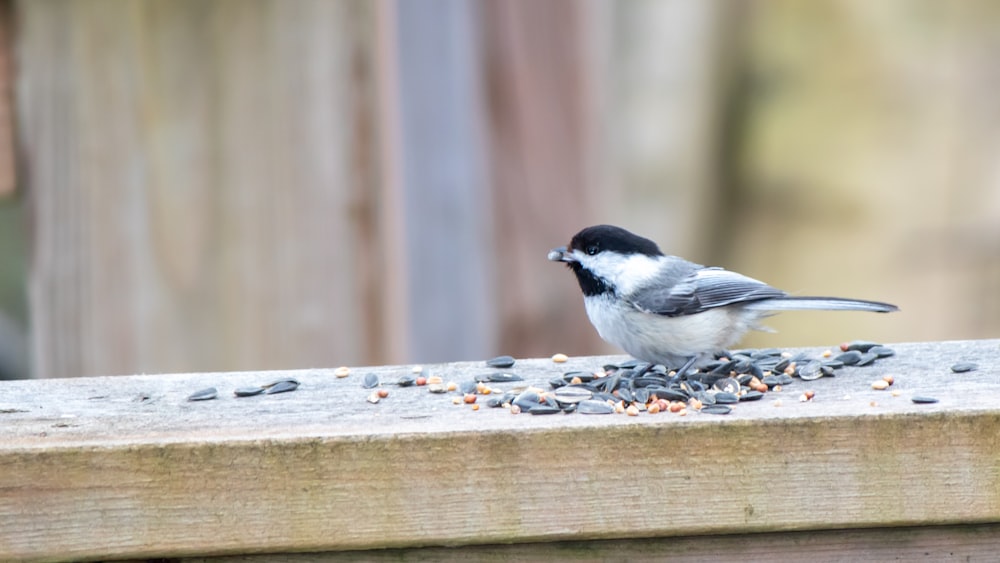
675 356 698 379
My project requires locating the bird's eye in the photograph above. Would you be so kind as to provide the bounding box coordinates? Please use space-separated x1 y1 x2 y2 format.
586 245 599 256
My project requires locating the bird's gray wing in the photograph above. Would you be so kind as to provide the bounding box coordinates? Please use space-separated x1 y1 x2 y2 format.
628 267 787 317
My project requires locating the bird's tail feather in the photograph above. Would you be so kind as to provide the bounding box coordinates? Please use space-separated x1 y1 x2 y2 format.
744 296 898 313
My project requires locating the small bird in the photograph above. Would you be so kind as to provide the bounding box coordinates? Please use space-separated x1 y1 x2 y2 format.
548 225 897 375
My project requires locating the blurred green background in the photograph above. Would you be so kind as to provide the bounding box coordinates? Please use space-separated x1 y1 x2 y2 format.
1 0 998 379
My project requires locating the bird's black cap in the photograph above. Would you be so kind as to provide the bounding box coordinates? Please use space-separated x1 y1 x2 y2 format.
568 225 663 257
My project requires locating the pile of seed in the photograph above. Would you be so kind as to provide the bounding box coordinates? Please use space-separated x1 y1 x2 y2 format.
478 341 896 416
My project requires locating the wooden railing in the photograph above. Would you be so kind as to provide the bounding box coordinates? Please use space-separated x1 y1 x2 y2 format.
2 339 998 561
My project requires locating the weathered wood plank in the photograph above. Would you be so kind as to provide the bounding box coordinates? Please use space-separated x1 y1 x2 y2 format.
1 339 998 561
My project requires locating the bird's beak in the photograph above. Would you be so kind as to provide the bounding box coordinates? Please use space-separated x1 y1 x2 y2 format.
547 246 576 263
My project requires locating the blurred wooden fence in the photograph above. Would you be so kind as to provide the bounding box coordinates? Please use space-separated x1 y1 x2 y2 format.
2 0 999 379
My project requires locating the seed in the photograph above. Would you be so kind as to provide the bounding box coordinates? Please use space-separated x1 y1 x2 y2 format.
447 381 458 392
847 340 880 352
701 404 732 415
626 405 640 416
772 385 782 393
334 366 351 378
614 402 626 414
578 400 615 414
668 401 684 413
648 402 661 414
366 391 380 404
869 346 895 358
839 342 850 352
188 387 217 401
234 386 264 397
688 398 703 410
882 375 894 385
678 408 688 416
890 390 901 397
529 405 561 415
397 375 416 387
463 393 477 404
471 404 480 411
804 390 815 400
481 372 523 383
856 352 878 367
912 396 939 404
486 355 516 368
452 397 462 405
551 353 569 363
377 389 389 398
951 362 978 373
773 399 782 407
428 375 443 385
362 373 379 389
411 365 424 374
821 349 832 358
715 392 739 405
783 362 796 376
416 376 427 386
739 390 765 402
870 401 878 407
428 383 448 394
797 360 824 381
553 386 593 404
266 380 299 394
871 380 890 390
834 351 863 366
510 404 522 414
570 376 583 385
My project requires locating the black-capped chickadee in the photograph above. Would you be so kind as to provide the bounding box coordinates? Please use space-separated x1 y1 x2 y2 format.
549 225 898 375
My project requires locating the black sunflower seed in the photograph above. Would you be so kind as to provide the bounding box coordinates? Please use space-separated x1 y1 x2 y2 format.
701 404 732 415
188 387 217 401
485 355 516 368
714 392 739 404
397 375 416 387
951 362 978 373
797 360 824 381
846 341 880 353
869 346 895 358
911 396 939 404
362 373 379 389
577 400 615 414
234 386 264 397
855 352 878 367
528 405 561 415
835 351 863 366
266 380 299 394
739 390 765 401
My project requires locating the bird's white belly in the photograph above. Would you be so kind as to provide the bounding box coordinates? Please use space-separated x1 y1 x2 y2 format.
583 295 761 366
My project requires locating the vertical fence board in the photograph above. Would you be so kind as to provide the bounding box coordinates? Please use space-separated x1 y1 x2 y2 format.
20 0 388 378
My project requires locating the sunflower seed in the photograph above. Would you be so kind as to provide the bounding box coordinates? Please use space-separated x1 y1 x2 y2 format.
714 392 739 404
187 387 217 401
951 362 978 373
846 341 880 352
855 352 878 367
869 346 895 358
554 386 592 404
701 404 732 415
362 373 379 389
234 387 264 397
712 377 740 394
577 400 615 414
835 350 863 366
397 375 416 387
266 380 299 394
911 396 939 404
739 390 765 401
528 405 561 415
486 355 516 368
797 360 824 381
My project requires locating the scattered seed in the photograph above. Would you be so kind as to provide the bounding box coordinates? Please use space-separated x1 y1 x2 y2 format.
397 375 416 387
266 380 299 394
797 360 824 381
613 402 626 414
625 405 640 416
529 405 561 415
362 373 379 389
366 391 381 404
890 390 901 397
463 393 477 404
510 404 522 414
821 349 832 358
188 387 217 401
847 341 881 353
478 372 523 383
234 387 264 397
835 351 863 366
668 401 685 413
447 381 458 392
855 352 878 367
648 402 661 414
377 389 389 398
471 404 480 411
678 408 688 416
416 376 427 386
551 353 569 363
882 375 895 385
428 375 443 385
804 390 815 400
553 386 593 404
714 392 739 405
334 366 351 378
739 390 765 402
428 383 448 394
411 365 424 374
486 355 516 368
452 397 462 405
951 362 978 373
578 400 615 414
869 346 895 358
871 380 890 390
773 399 782 407
701 404 732 415
912 396 939 404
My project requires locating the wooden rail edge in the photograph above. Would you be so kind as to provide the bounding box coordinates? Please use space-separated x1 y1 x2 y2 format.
1 339 998 561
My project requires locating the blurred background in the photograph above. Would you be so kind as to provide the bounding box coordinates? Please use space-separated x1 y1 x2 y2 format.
1 0 998 380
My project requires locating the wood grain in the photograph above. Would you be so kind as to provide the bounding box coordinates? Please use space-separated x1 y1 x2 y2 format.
1 340 998 561
19 0 391 378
